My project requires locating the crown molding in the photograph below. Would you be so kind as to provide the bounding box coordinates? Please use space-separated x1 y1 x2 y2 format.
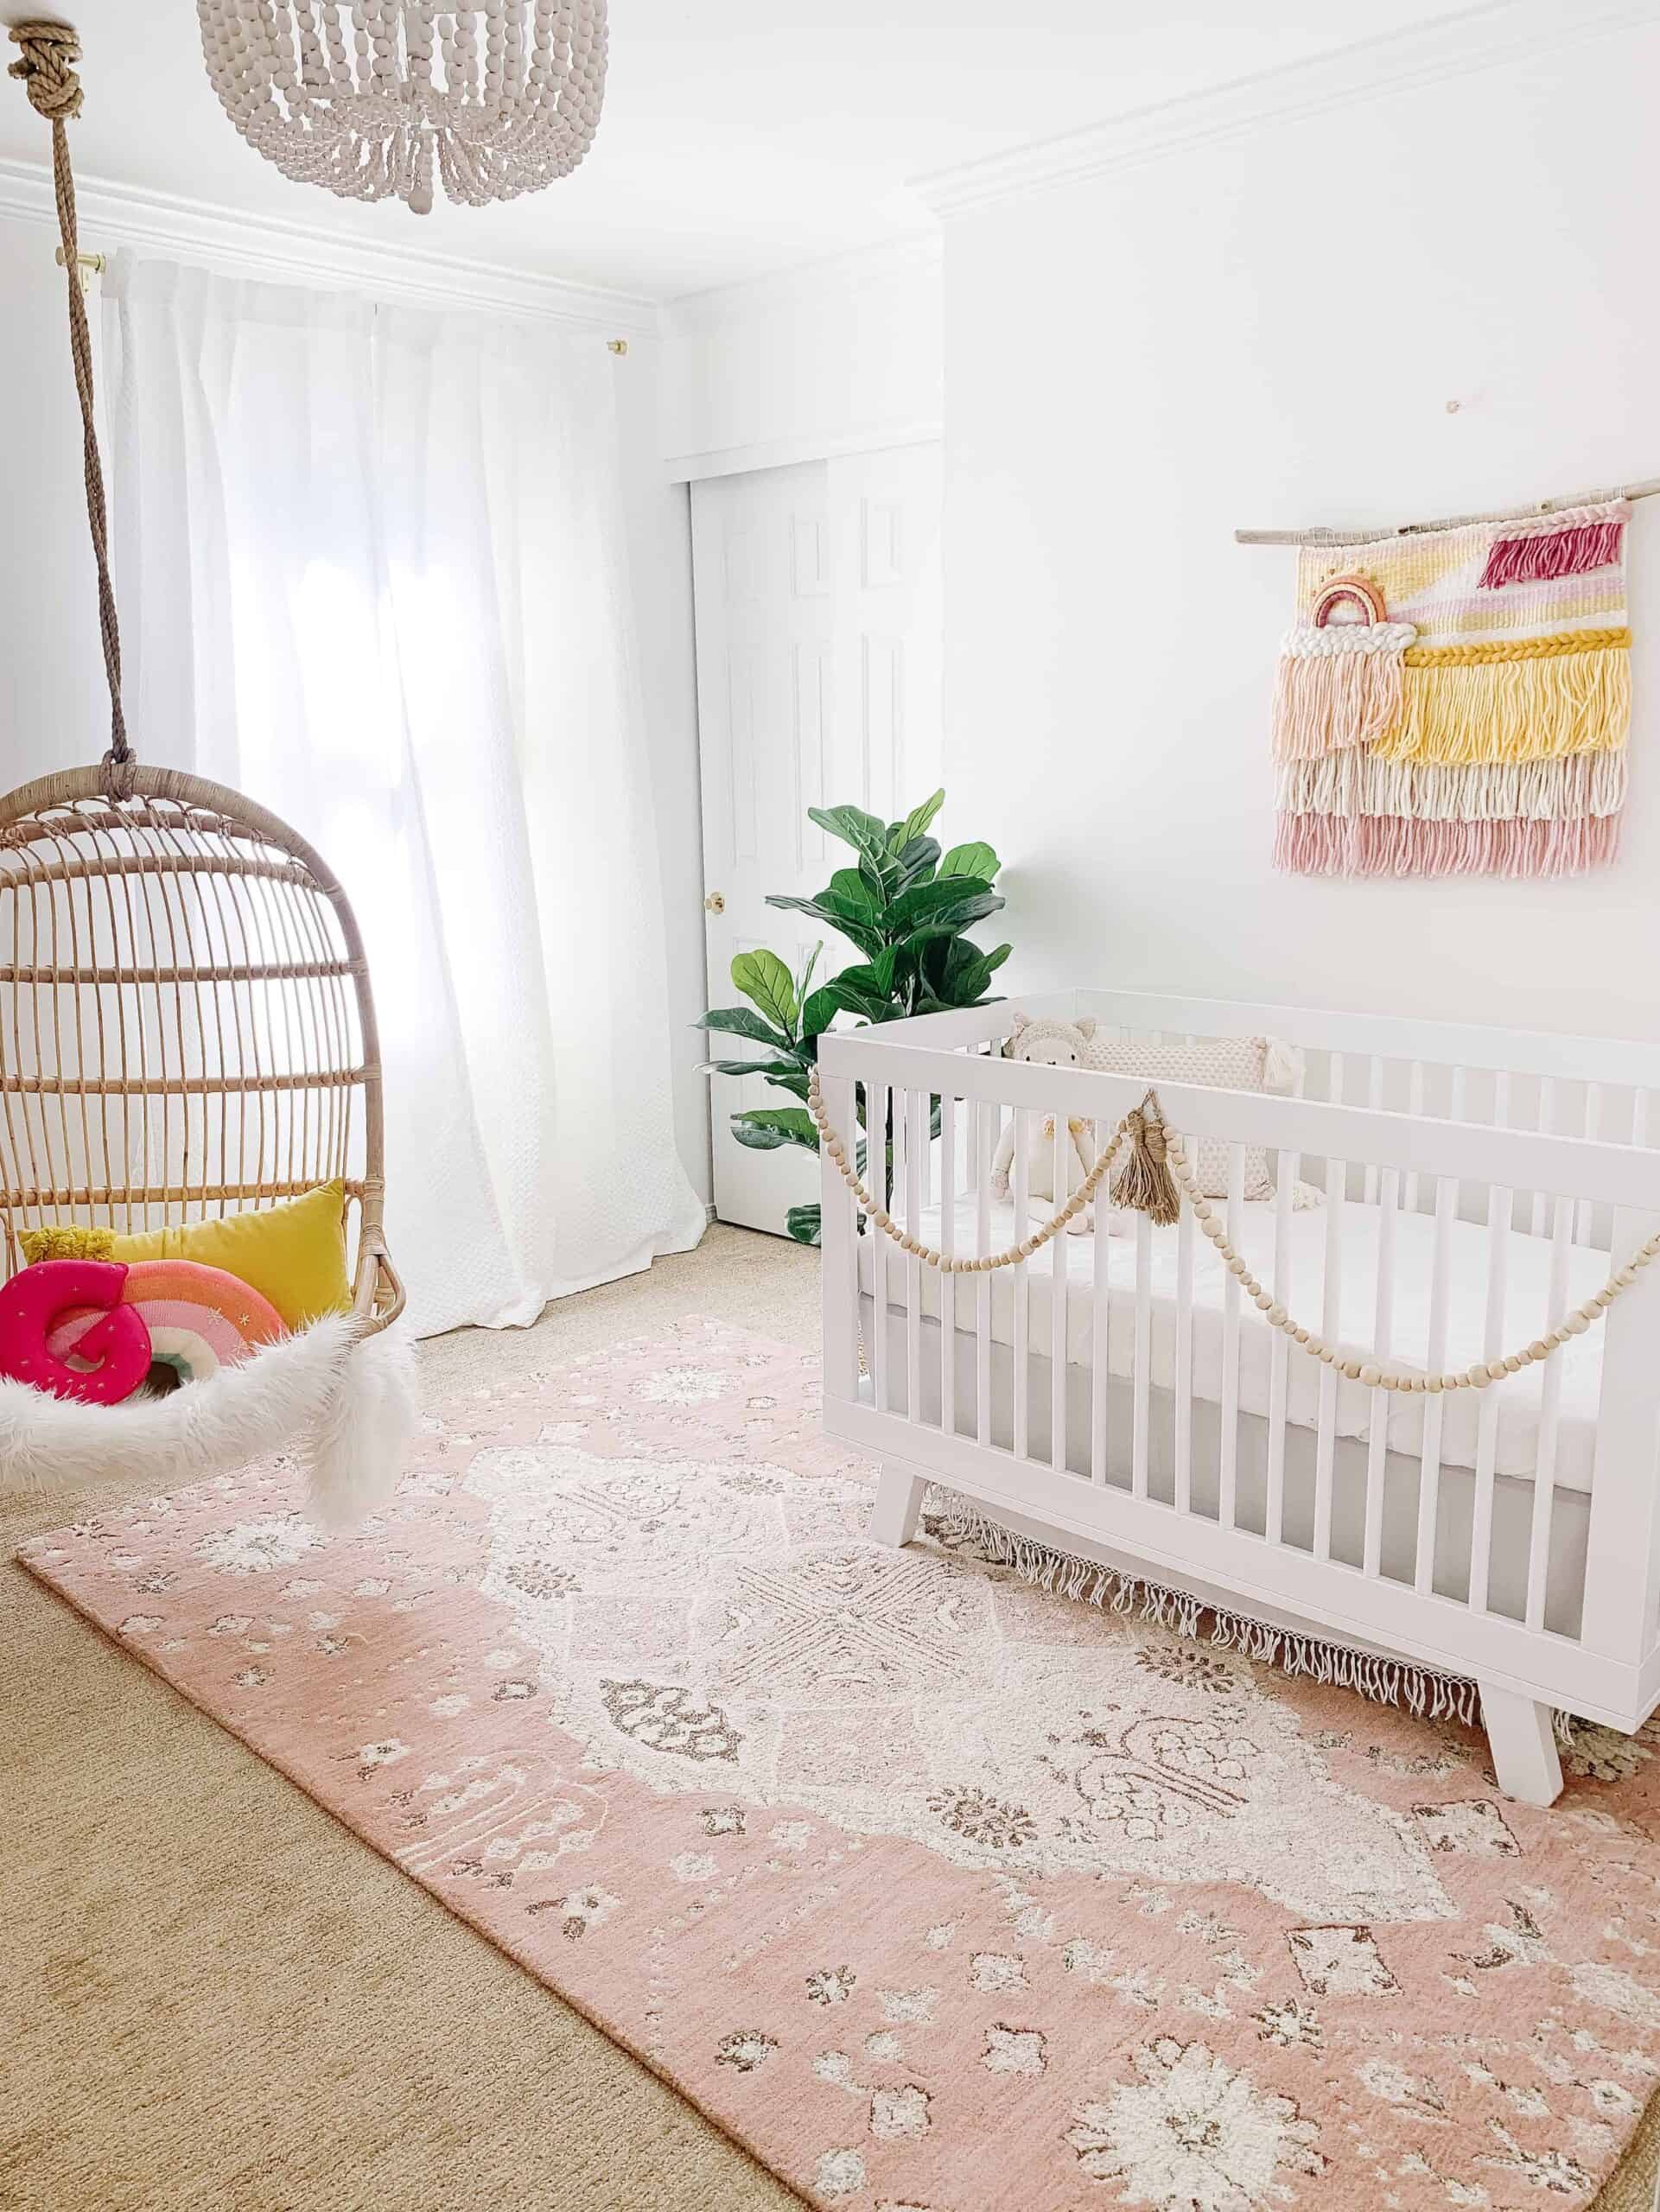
913 0 1659 218
665 232 942 333
665 418 942 484
0 157 660 333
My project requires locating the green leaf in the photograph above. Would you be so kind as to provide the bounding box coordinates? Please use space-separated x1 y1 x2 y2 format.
785 1203 823 1247
893 836 940 893
695 1007 792 1050
766 893 885 959
857 843 900 906
835 947 900 1000
700 1056 789 1078
807 803 890 859
730 1106 819 1153
898 788 946 847
731 949 797 1037
796 942 823 1003
826 868 877 912
938 841 998 883
807 978 887 1026
887 874 1002 931
799 985 843 1042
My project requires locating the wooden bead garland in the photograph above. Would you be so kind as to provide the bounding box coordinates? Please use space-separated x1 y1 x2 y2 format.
1162 1129 1660 1395
805 1071 1660 1394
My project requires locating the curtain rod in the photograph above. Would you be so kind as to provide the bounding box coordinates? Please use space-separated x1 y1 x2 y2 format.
54 245 631 349
1236 475 1660 546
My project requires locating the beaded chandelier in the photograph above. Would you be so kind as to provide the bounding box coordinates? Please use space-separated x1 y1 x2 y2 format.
196 2 607 216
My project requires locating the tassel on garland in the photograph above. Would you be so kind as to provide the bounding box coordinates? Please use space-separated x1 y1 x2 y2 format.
1109 1091 1180 1225
1372 634 1630 766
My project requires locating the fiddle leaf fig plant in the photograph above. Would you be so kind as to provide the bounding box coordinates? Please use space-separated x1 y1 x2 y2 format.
698 788 1010 1244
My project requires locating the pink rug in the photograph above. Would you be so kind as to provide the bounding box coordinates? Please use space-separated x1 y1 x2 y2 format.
21 1317 1660 2210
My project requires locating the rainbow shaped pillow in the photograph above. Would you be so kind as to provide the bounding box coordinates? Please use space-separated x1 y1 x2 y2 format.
43 1260 286 1394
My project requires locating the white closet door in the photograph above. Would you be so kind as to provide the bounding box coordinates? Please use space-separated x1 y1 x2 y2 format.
693 442 942 1235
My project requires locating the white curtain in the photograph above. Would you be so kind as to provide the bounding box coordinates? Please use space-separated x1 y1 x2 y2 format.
103 255 704 1335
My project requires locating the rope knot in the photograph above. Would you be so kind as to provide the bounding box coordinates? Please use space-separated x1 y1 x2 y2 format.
8 22 83 120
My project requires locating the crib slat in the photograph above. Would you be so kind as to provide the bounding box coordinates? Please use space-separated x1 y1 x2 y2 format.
1413 1172 1458 1595
1466 1177 1511 1613
1313 1145 1345 1562
1264 1139 1300 1546
819 1069 862 1408
869 1079 889 1414
1362 1165 1398 1579
905 1086 924 1427
1132 1210 1152 1498
1218 1144 1245 1529
1523 1193 1574 1632
1090 1116 1110 1485
1362 1054 1383 1204
1403 1061 1426 1211
1576 1083 1603 1244
1309 1060 1345 1558
976 1099 992 1447
939 1090 957 1439
1174 1198 1194 1515
1013 1113 1030 1463
1530 1077 1555 1236
1051 1116 1069 1473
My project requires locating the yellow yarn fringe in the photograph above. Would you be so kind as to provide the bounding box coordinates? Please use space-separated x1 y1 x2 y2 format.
1372 643 1629 765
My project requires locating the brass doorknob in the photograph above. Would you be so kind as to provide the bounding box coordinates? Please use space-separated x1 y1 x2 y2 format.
704 892 725 914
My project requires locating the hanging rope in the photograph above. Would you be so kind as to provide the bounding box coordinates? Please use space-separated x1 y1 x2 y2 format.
805 1067 1660 1395
8 22 130 779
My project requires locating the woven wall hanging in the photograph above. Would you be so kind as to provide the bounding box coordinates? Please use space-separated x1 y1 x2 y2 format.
1269 498 1631 877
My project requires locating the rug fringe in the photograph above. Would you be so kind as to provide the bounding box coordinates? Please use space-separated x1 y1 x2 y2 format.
939 1501 1485 1726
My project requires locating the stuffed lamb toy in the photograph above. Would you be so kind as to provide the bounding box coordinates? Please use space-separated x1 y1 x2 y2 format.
990 1013 1122 1235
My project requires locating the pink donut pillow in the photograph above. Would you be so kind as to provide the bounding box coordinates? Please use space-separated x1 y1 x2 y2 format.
0 1260 152 1404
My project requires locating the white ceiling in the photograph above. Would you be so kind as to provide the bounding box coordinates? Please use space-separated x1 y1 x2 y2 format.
1 2 1475 299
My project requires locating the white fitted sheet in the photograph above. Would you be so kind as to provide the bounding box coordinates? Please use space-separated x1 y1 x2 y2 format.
855 1195 1609 1491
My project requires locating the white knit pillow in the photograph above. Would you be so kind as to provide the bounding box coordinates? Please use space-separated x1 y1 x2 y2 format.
1080 1034 1300 1199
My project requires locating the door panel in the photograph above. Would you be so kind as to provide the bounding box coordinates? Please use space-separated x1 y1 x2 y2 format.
693 444 941 1234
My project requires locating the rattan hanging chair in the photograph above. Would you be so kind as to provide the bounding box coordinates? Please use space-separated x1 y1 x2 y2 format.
0 24 409 1521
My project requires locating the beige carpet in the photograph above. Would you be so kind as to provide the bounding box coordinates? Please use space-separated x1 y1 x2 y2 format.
4 1221 1657 2212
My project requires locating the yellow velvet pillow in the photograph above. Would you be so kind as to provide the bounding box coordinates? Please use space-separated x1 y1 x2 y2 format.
22 1181 353 1331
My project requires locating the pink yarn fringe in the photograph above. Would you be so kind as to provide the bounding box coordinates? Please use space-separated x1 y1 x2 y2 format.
1275 810 1620 878
1479 518 1625 589
1270 649 1404 759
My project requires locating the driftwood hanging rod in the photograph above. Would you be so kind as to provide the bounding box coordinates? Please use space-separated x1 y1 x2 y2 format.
1237 476 1660 547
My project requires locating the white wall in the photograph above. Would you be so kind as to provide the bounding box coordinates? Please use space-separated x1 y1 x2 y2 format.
941 22 1660 1045
660 238 943 480
0 213 107 785
612 338 712 1205
0 206 712 1206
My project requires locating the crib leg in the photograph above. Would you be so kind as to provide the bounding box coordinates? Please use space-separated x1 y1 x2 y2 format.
1479 1684 1563 1808
868 1462 928 1549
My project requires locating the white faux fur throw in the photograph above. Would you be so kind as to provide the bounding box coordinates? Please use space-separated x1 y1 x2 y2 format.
0 1316 418 1531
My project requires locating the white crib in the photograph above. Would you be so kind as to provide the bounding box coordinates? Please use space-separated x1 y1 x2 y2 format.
815 990 1660 1807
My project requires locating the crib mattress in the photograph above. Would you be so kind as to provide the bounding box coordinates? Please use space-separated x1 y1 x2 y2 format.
855 1194 1610 1491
